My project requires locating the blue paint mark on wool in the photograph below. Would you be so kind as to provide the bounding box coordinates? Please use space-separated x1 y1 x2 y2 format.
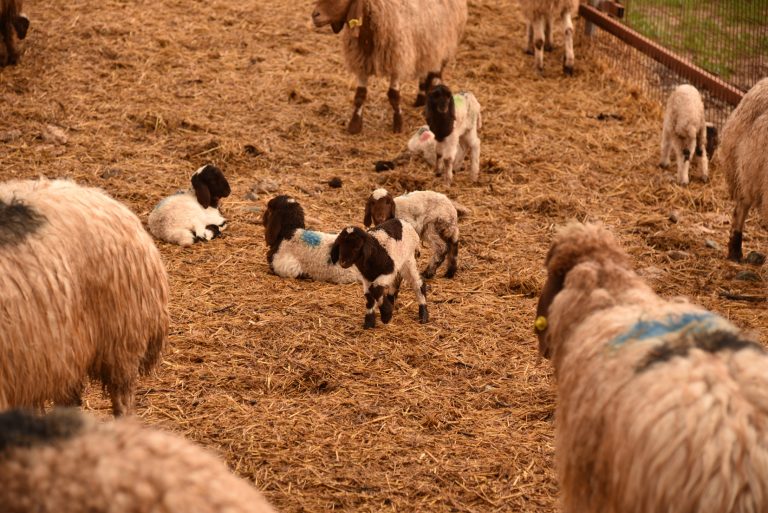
300 230 322 247
610 312 724 348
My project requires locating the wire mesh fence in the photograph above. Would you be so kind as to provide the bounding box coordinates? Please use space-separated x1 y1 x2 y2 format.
582 0 768 128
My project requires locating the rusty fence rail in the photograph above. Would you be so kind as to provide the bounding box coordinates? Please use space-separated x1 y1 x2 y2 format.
580 0 768 127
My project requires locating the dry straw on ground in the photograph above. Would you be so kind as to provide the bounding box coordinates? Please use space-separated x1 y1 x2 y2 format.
1 0 765 511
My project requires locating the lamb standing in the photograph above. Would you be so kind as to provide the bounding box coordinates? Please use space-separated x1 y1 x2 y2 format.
263 195 360 284
0 408 278 513
518 0 575 75
0 179 169 416
0 0 29 66
331 221 428 328
716 77 768 261
364 188 459 278
311 0 467 134
425 85 482 186
660 84 711 185
148 164 231 247
535 222 768 513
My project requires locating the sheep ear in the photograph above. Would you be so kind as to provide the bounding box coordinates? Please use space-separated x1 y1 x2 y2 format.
330 240 340 264
191 174 211 208
13 15 29 40
264 213 281 247
535 270 565 358
387 196 396 218
364 199 373 227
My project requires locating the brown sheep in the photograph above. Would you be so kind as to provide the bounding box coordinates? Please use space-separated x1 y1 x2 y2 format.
0 0 29 66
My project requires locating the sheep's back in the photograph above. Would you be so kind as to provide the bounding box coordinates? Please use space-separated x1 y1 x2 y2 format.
273 230 359 284
0 179 169 407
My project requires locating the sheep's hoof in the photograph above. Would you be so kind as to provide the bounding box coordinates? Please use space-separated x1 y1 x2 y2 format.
444 266 457 279
363 313 376 329
422 267 436 280
544 42 554 52
658 162 669 169
563 64 574 76
348 115 363 135
418 305 429 324
380 304 393 324
414 94 426 107
524 48 534 55
701 175 709 184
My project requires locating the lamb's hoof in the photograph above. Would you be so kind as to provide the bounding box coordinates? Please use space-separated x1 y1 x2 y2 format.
422 268 436 280
363 313 376 329
563 64 574 76
544 43 554 52
524 48 534 55
348 115 363 135
206 224 222 239
418 305 429 324
659 162 670 169
414 94 426 107
380 304 393 324
392 114 403 133
678 180 689 187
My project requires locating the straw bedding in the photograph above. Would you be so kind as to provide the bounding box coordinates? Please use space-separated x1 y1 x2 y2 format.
0 0 765 511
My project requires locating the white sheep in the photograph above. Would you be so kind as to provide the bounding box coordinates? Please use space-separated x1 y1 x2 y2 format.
716 77 768 262
148 164 231 247
364 188 459 278
0 408 278 513
424 85 482 186
519 0 575 75
660 84 711 185
262 195 360 284
311 0 467 134
331 220 428 328
0 0 29 66
0 178 169 416
535 222 768 513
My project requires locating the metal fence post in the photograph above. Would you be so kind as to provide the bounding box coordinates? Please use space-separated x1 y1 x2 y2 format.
584 0 600 36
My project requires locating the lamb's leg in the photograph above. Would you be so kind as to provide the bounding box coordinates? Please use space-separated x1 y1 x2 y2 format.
544 17 553 52
348 76 368 135
3 23 18 66
108 379 136 417
659 129 672 169
390 273 402 305
378 286 394 324
363 282 377 329
728 202 750 262
532 18 546 73
562 11 574 75
442 155 456 186
445 238 459 278
423 237 448 279
388 78 403 133
697 125 709 182
677 141 695 185
468 136 481 183
525 22 534 55
403 259 428 324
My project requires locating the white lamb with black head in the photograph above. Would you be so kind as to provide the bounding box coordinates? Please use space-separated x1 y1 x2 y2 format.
364 188 459 278
148 164 231 246
425 84 482 186
331 220 428 329
263 195 360 284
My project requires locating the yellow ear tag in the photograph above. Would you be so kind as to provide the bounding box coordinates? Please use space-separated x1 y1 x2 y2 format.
348 18 361 28
534 316 548 332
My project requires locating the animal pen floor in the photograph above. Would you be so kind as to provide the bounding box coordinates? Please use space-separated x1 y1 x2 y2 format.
1 1 766 512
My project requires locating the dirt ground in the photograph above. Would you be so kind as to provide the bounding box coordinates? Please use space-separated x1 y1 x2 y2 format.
1 0 766 511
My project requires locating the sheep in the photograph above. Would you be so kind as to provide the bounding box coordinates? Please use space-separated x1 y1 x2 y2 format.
310 0 467 134
0 0 28 66
716 77 768 262
519 0 575 75
262 195 360 284
148 164 231 247
425 84 482 186
659 84 713 185
0 178 169 417
407 125 466 171
331 220 428 328
363 188 459 278
535 221 768 513
0 408 278 513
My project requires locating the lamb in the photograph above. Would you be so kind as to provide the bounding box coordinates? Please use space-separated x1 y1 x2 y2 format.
660 84 714 185
311 0 467 134
262 195 360 284
363 188 459 278
716 78 768 262
0 178 169 417
0 0 29 66
331 220 428 328
0 408 278 513
519 0 575 75
425 85 482 186
535 221 768 513
407 125 466 171
148 164 231 247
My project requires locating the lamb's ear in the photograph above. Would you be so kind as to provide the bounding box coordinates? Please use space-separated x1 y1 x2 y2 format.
363 199 373 227
191 173 211 208
387 196 396 219
13 15 29 40
330 239 340 264
264 212 282 247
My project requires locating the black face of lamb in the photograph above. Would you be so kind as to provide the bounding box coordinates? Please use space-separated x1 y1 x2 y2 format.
263 196 306 261
332 227 394 282
0 408 84 450
191 164 230 209
371 219 402 240
0 199 45 246
635 330 765 373
425 85 455 142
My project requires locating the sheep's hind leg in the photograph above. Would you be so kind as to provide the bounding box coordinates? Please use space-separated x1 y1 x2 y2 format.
532 18 546 73
544 17 553 52
697 126 709 182
525 22 534 55
445 236 459 278
659 130 671 169
677 141 695 185
468 137 481 183
423 239 447 279
403 259 428 324
562 11 574 75
388 78 403 133
363 283 380 329
728 202 750 262
348 77 367 135
107 379 136 417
